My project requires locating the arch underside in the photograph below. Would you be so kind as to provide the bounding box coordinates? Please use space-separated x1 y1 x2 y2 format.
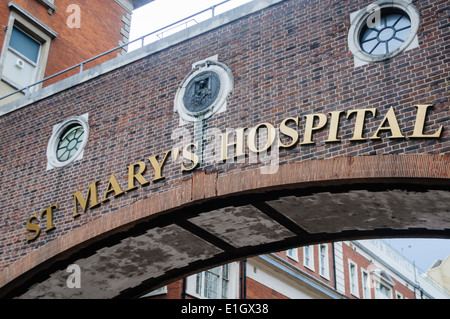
1 155 450 298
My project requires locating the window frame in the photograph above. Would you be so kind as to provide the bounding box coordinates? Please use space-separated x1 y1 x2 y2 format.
359 11 412 56
395 291 403 299
318 244 330 280
348 259 360 298
0 3 57 94
46 114 89 170
186 262 239 299
347 0 420 67
303 245 315 271
372 270 395 299
377 282 393 299
9 26 42 65
35 0 57 14
361 268 372 299
286 248 299 262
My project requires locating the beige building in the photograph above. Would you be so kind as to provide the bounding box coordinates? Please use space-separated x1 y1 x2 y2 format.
427 256 450 296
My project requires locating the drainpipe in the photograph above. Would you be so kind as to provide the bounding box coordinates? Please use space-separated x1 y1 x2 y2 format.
181 278 187 299
332 242 337 291
240 259 247 299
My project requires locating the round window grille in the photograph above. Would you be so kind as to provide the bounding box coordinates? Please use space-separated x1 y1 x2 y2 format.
360 12 411 56
47 114 89 169
347 0 420 65
56 124 85 162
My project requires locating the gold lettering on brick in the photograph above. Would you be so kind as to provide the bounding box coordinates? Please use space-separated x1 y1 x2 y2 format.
248 123 276 153
410 104 443 138
26 203 58 242
347 108 377 141
148 150 171 182
25 104 443 244
301 114 328 145
126 161 149 192
278 117 299 148
102 173 124 203
73 181 100 218
181 143 200 172
371 106 405 139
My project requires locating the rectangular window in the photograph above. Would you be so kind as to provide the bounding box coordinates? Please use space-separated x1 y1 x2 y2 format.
189 264 234 299
319 244 329 279
204 267 220 299
372 270 395 299
9 27 41 63
221 264 229 299
304 246 310 266
361 269 371 299
286 248 298 262
349 260 359 297
0 3 56 104
2 24 43 90
196 273 202 295
303 245 314 270
378 283 392 299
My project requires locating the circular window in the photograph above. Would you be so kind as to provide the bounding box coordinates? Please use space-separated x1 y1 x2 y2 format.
348 0 420 65
360 11 411 56
56 124 85 162
47 114 89 169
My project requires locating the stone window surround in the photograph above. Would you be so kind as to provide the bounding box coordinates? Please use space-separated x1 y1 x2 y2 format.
174 55 234 124
35 0 57 15
0 2 57 93
46 113 89 170
348 259 360 297
286 248 299 262
348 0 420 67
319 243 330 280
303 245 315 271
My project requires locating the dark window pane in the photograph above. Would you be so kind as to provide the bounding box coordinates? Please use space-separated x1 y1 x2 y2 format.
10 27 40 63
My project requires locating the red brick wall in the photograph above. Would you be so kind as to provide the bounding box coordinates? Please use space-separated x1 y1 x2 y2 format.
0 0 126 85
343 243 416 299
246 277 289 299
146 280 185 299
276 244 336 289
0 0 448 284
145 275 290 299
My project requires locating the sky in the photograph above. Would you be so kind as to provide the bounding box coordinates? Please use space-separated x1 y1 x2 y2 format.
129 0 450 274
384 238 450 272
129 0 253 50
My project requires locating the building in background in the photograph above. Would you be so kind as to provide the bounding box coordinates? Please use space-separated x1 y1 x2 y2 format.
0 0 153 104
427 256 450 295
144 240 449 299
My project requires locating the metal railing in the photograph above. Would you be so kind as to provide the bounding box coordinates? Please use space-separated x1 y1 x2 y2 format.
0 0 246 102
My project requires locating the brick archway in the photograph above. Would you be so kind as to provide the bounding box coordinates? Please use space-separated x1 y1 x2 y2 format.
1 154 449 298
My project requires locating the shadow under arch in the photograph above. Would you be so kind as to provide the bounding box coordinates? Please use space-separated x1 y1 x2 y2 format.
1 154 449 298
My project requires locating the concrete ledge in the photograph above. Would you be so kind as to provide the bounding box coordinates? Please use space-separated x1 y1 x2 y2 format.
0 0 286 117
